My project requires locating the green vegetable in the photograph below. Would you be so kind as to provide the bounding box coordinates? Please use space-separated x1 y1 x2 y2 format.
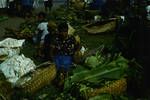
85 56 100 68
66 54 128 84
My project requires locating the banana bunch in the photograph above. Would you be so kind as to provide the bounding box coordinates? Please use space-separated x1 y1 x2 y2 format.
19 27 33 39
20 27 32 35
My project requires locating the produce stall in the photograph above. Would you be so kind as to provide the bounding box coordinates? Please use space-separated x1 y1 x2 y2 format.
0 1 149 99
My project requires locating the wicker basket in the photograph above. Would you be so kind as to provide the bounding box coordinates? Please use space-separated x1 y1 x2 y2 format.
88 78 127 98
16 63 56 95
0 80 13 100
82 19 117 34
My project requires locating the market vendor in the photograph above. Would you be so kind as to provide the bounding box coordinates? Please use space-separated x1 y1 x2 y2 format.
53 22 80 72
43 20 57 61
7 0 15 16
33 12 48 58
43 0 53 13
21 0 34 17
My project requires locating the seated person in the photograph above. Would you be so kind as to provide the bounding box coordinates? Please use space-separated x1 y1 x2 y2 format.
53 22 80 72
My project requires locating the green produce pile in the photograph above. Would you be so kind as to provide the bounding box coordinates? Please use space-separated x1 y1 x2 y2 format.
19 21 37 39
56 49 129 99
4 19 37 40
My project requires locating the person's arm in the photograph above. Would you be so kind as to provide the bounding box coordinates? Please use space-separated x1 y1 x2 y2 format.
35 24 43 35
74 35 81 51
41 33 46 42
37 23 45 41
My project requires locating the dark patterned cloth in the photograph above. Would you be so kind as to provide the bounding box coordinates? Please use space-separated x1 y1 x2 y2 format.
54 35 77 56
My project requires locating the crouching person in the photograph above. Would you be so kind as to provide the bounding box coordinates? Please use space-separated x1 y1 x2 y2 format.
33 12 48 58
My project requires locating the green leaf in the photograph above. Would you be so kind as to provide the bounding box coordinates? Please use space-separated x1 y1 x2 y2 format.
87 67 125 83
70 55 128 83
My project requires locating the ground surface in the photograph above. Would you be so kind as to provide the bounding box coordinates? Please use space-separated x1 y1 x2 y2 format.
0 17 24 39
0 0 65 39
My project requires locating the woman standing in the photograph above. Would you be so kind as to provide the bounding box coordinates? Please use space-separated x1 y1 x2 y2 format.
43 0 53 13
7 0 15 16
21 0 34 17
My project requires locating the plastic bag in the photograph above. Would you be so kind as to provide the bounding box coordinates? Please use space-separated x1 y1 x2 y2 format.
0 54 36 84
0 38 25 48
0 48 20 59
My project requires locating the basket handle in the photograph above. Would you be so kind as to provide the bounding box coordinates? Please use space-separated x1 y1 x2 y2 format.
36 61 53 69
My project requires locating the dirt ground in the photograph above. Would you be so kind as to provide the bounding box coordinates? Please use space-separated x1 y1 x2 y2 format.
0 17 25 39
0 0 65 39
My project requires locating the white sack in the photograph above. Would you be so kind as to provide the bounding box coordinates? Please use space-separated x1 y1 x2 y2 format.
0 54 36 84
0 38 25 48
0 48 20 58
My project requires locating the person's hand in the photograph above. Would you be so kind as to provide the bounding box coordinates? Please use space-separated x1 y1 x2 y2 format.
40 40 44 47
75 35 80 44
35 30 38 35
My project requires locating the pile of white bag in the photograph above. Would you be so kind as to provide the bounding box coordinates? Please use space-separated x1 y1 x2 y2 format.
0 38 25 48
0 38 25 59
0 38 36 85
0 48 20 59
0 54 36 84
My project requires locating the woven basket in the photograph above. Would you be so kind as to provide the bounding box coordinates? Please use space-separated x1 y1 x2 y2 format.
16 63 56 95
88 78 127 98
83 19 116 34
0 81 13 100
